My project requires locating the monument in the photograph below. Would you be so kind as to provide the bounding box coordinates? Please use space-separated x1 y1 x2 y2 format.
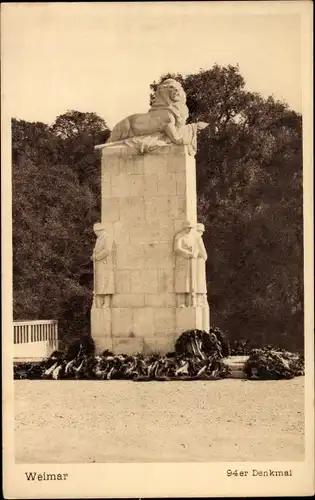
91 79 210 355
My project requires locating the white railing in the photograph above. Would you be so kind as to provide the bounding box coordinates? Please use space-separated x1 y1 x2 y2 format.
14 320 59 360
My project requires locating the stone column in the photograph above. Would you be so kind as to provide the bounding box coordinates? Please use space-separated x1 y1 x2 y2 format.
91 143 210 355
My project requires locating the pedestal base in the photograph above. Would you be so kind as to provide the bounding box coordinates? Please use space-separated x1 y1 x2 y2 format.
91 308 111 338
91 304 210 355
92 336 113 354
113 337 144 355
176 306 209 333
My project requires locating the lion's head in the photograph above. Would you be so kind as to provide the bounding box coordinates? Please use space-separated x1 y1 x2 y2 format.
150 79 189 129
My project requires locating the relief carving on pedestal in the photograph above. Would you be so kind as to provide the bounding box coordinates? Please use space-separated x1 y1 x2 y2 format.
91 223 114 308
195 223 208 307
174 221 208 309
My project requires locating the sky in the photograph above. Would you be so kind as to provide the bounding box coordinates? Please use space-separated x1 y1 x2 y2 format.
2 2 304 128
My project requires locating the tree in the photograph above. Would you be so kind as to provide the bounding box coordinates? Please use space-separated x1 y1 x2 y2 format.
51 110 110 189
152 66 303 350
12 112 105 338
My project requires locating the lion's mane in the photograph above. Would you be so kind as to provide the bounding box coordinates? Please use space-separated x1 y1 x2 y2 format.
149 79 189 130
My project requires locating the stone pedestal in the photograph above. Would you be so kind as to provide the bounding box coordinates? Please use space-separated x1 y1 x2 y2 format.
91 143 210 354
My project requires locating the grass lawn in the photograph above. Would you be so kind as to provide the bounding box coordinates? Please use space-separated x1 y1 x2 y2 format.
15 377 304 463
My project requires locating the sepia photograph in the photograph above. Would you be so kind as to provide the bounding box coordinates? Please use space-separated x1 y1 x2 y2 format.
2 1 314 498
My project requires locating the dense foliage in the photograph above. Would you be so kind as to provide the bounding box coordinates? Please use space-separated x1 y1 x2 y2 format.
12 112 110 339
12 65 303 350
151 66 303 351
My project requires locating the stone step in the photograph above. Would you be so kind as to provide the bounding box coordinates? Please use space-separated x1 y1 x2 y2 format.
223 356 249 379
224 356 248 367
229 369 247 378
224 355 249 363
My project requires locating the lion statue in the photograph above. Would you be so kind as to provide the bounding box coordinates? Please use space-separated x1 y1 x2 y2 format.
106 79 208 155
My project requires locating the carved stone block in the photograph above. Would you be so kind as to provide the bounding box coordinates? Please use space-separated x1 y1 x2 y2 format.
111 173 131 198
101 174 111 199
130 175 144 196
153 308 176 335
116 244 144 269
132 307 155 336
144 293 176 308
91 308 111 338
114 270 131 293
144 173 159 196
143 335 176 355
143 243 174 269
113 221 130 244
129 269 159 294
119 197 145 223
111 308 133 336
169 195 187 220
92 336 113 354
157 268 174 294
112 337 144 355
143 152 168 175
101 198 120 222
158 173 177 196
129 221 174 245
175 307 204 334
111 293 145 308
144 196 171 220
120 153 144 175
